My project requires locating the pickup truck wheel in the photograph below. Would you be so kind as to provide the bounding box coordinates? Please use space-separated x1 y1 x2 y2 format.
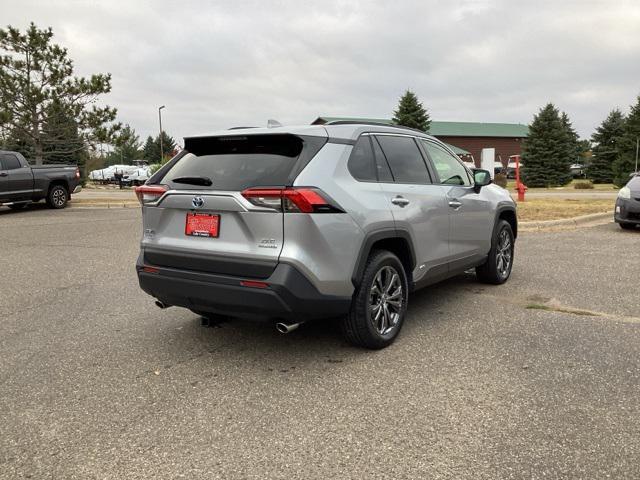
619 222 636 230
476 219 514 284
341 250 408 349
47 185 68 209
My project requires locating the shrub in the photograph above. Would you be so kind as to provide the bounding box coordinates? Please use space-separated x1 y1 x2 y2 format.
493 173 508 188
573 180 594 189
148 163 163 175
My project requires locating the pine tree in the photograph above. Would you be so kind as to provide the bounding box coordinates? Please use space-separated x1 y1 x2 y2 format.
158 131 177 159
392 90 431 132
42 99 86 166
522 103 573 187
613 96 640 186
142 136 157 161
589 109 625 184
142 132 177 162
561 112 580 161
0 23 120 164
111 124 142 164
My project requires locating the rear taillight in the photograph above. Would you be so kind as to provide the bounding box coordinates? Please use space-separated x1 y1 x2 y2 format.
135 185 168 206
75 167 80 179
241 187 343 213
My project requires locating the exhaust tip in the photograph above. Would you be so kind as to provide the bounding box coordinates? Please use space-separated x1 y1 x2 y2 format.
155 300 169 309
276 322 301 334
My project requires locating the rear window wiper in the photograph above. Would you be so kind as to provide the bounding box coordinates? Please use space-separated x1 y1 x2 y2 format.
171 176 213 186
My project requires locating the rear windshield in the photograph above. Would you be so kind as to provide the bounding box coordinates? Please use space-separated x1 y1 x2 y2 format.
161 134 304 191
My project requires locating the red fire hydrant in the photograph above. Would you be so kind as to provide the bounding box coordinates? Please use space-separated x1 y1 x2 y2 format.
513 155 527 202
515 182 527 202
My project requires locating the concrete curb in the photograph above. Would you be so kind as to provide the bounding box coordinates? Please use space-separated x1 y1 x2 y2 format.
70 201 138 209
519 212 612 230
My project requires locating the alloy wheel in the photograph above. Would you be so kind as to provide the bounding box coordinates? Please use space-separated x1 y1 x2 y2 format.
496 228 512 277
52 188 66 207
369 266 403 335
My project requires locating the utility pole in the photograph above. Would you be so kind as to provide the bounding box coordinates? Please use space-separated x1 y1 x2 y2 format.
158 105 166 163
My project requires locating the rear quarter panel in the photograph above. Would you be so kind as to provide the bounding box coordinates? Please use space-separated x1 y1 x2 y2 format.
285 143 394 297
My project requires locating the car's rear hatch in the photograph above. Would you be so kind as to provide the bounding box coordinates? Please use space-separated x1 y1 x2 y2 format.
140 131 326 279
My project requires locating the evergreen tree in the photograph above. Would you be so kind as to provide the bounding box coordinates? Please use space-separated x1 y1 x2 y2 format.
392 90 431 132
561 111 580 161
142 136 157 161
41 99 86 168
142 132 177 162
589 109 625 183
0 23 120 164
521 103 573 187
111 124 142 164
613 96 640 186
158 130 177 159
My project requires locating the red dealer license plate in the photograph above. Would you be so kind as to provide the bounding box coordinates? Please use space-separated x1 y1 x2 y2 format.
185 213 220 237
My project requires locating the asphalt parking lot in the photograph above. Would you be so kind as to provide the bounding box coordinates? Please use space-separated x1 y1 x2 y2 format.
1 206 639 479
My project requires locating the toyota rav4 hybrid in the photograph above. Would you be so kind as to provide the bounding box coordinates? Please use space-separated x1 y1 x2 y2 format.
135 123 517 349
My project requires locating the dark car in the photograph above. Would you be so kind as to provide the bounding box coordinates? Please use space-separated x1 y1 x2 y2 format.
615 173 640 230
0 150 81 210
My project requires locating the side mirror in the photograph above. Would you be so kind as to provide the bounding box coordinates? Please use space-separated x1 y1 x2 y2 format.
473 169 492 192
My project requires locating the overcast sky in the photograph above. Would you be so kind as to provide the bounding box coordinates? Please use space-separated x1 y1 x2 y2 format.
4 0 640 144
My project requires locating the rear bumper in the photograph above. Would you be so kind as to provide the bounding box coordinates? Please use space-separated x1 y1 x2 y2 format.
615 198 640 224
136 254 351 321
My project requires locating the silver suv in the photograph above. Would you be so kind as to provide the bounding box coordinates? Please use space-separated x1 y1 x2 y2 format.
135 122 517 349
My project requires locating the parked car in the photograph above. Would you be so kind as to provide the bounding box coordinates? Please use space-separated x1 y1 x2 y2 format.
614 173 640 230
89 164 141 183
122 167 151 186
0 150 81 210
135 123 517 349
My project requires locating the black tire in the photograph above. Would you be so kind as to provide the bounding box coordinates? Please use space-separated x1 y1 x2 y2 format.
8 203 27 210
476 219 515 285
46 184 68 209
620 222 636 230
341 250 408 349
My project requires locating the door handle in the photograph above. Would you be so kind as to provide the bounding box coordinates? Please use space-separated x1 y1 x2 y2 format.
0 172 8 177
391 196 410 207
448 200 462 209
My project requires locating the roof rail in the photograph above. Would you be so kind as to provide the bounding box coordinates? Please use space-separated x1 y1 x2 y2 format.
323 120 428 135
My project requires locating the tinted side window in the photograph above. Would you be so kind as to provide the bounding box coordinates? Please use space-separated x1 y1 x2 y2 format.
375 136 430 184
347 136 377 182
1 154 22 170
422 141 472 186
371 136 394 182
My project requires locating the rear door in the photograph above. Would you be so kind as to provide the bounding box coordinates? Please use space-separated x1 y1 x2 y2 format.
373 134 450 283
141 133 323 279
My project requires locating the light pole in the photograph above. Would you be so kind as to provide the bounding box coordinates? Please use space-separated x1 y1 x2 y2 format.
158 105 165 162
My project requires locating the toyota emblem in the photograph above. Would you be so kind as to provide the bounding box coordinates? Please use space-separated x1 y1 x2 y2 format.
192 196 204 208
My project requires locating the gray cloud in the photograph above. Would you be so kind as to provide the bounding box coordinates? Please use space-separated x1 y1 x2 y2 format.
4 0 640 143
